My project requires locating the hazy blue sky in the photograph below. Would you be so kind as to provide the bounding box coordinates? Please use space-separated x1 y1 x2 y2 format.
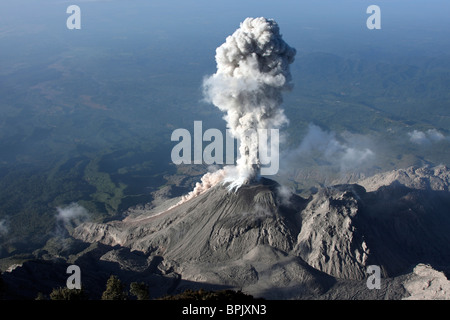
1 0 449 56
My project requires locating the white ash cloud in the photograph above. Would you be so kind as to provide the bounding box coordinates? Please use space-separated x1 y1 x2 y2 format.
172 17 296 207
202 17 296 191
408 129 448 145
284 124 375 172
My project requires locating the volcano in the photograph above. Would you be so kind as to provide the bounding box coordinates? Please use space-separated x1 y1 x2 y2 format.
3 166 450 300
72 178 335 299
69 166 450 299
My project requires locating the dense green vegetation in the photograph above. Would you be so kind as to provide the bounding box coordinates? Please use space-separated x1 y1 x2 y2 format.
0 145 174 256
37 275 253 301
43 277 254 301
32 275 150 300
48 286 88 300
101 275 128 300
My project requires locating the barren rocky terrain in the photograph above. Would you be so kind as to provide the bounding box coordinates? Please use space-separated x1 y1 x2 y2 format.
2 166 450 299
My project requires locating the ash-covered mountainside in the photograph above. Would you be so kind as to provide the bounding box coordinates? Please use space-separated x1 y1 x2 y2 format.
72 178 335 299
3 166 450 299
70 166 450 299
74 178 306 261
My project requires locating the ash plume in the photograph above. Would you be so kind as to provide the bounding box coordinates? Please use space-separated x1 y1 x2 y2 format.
171 17 295 208
201 17 295 192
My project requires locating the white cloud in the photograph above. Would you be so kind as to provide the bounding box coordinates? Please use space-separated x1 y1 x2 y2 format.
340 147 374 171
56 203 89 225
408 130 428 144
427 129 446 142
409 129 447 145
286 124 375 172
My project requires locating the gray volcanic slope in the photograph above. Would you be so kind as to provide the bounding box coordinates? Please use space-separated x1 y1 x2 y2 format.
73 178 336 299
70 167 450 299
75 178 304 260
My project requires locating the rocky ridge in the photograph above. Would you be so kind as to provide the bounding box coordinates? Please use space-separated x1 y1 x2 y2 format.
2 166 450 299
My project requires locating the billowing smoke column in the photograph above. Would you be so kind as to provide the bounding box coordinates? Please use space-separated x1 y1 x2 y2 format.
204 17 296 188
175 17 296 206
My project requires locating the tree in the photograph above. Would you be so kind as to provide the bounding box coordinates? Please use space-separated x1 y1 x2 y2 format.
101 275 127 300
160 289 258 301
129 282 150 300
49 287 87 300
